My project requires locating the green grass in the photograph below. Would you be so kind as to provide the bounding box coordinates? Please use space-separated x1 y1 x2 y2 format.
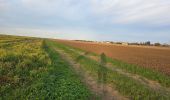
49 40 170 99
0 35 92 99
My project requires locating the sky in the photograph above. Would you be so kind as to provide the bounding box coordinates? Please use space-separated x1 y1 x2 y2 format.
0 0 170 43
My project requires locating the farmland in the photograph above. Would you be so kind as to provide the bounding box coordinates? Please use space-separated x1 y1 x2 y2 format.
0 35 92 99
50 39 170 99
54 39 170 76
1 35 170 99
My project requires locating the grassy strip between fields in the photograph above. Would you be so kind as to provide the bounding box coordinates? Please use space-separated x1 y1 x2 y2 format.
49 40 170 99
0 36 92 99
35 40 93 99
53 40 170 87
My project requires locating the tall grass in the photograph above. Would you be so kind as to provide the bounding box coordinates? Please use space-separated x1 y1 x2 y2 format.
0 37 51 99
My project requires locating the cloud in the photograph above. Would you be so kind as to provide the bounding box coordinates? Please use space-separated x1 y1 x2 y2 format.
90 0 170 26
0 0 170 43
1 26 169 43
20 0 89 21
2 0 170 26
0 26 98 40
0 0 10 12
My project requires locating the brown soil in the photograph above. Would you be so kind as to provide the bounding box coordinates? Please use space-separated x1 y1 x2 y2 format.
54 39 170 75
55 48 128 100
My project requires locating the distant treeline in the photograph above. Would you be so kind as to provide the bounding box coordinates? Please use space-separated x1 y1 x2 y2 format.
74 40 170 47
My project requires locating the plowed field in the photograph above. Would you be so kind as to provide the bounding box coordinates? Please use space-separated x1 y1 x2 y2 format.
55 39 170 75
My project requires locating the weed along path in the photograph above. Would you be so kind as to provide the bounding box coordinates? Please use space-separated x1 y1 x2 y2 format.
55 48 128 100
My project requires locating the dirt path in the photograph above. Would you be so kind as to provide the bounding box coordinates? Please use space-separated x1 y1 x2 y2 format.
55 48 128 100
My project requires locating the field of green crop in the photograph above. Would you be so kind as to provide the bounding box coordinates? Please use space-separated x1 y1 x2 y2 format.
0 35 92 99
1 35 170 100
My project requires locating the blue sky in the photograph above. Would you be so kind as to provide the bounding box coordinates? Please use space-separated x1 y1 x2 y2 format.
0 0 170 43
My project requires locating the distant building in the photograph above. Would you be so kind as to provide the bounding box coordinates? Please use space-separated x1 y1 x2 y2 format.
154 43 161 46
122 42 129 45
105 41 111 44
145 41 151 45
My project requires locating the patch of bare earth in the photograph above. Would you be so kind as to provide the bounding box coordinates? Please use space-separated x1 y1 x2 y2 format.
55 48 128 100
